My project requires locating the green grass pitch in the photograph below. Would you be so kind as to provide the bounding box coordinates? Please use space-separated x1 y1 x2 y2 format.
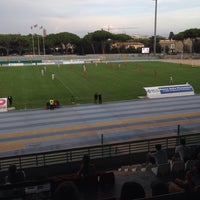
0 61 199 110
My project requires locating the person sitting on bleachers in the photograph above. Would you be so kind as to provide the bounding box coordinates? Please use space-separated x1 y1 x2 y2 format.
168 160 200 193
151 180 169 196
120 181 145 200
54 100 60 108
46 101 50 109
5 164 25 184
195 152 200 162
77 154 96 179
49 99 55 110
54 181 80 200
146 144 168 165
172 138 191 163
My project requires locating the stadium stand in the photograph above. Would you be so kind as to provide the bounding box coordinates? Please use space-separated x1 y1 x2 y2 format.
0 133 199 199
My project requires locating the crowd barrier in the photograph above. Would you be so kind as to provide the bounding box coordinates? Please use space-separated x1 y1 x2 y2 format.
0 54 160 66
0 133 199 174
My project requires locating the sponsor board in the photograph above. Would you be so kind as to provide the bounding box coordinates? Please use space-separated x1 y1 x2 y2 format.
144 84 194 98
142 47 150 54
0 98 8 112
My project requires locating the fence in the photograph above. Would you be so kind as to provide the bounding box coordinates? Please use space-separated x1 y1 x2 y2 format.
0 54 160 66
0 132 200 172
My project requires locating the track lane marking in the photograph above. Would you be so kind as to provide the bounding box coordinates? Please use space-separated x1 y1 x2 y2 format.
0 111 200 139
1 116 200 152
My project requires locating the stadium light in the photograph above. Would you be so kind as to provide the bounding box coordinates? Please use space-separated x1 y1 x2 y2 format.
153 0 158 54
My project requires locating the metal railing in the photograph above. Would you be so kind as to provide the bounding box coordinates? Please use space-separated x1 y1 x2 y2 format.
0 132 200 172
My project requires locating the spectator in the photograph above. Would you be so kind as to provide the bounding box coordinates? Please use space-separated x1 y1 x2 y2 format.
5 164 25 184
71 96 76 105
49 99 54 110
46 102 50 109
172 138 191 162
120 181 145 200
186 160 200 191
7 96 13 107
195 152 200 161
168 160 200 193
77 154 96 179
94 92 98 104
98 94 102 104
192 146 200 161
151 180 168 196
146 144 168 165
54 181 80 200
54 100 60 108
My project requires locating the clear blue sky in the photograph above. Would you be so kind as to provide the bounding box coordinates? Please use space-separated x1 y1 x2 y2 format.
1 0 200 38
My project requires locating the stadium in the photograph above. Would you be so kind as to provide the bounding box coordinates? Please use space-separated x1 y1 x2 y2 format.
0 54 200 200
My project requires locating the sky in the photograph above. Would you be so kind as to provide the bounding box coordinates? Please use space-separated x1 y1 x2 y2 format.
1 0 200 38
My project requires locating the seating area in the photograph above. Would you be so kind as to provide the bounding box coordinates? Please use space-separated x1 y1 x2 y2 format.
118 158 196 178
0 135 200 200
0 165 199 200
0 179 51 200
0 159 199 199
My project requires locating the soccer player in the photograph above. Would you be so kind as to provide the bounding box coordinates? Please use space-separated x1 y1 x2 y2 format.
169 74 173 84
52 73 55 80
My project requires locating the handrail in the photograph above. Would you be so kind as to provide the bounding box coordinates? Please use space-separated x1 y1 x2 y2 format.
0 132 200 172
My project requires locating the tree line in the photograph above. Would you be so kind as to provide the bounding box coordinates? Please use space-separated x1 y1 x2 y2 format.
0 28 200 56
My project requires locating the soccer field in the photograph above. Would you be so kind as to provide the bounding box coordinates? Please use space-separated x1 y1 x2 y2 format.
0 61 200 110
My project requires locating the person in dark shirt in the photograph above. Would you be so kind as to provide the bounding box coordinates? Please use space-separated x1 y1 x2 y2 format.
54 181 80 200
146 144 168 165
98 94 102 104
8 96 13 106
77 154 96 178
151 180 168 196
120 181 145 200
5 164 25 184
168 160 200 192
94 92 98 104
172 138 191 162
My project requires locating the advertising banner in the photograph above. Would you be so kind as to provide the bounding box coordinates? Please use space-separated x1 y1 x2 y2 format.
0 98 8 112
142 47 150 54
144 84 194 99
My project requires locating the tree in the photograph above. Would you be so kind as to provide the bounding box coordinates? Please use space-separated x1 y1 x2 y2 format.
193 39 200 53
45 32 80 55
146 36 163 54
82 33 96 54
1 27 199 56
92 30 113 54
184 28 200 53
56 32 80 54
168 31 174 40
0 34 13 55
113 33 132 42
12 35 29 55
173 28 200 53
173 32 185 53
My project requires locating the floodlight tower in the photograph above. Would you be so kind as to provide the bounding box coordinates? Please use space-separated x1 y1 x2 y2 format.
153 0 158 54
